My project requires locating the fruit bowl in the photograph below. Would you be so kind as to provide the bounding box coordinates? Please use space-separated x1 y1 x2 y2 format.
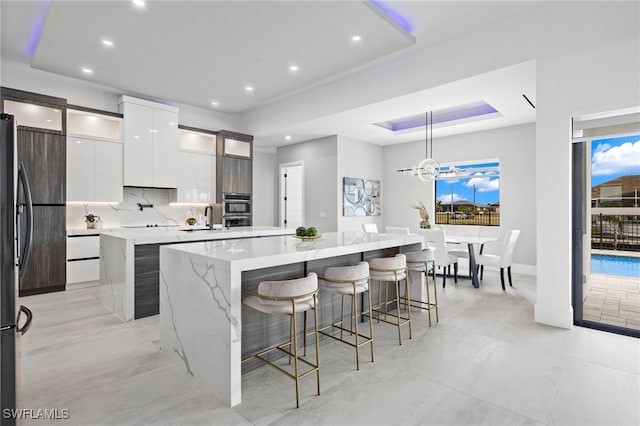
293 234 322 241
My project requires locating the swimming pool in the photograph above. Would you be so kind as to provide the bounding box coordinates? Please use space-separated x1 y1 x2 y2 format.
591 254 640 278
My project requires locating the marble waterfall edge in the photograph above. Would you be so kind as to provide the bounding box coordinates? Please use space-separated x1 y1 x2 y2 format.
99 234 135 321
160 247 242 406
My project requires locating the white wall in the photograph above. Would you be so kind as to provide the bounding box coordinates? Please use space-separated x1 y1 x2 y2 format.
534 38 640 328
276 136 338 231
252 150 277 226
383 123 536 270
336 136 383 232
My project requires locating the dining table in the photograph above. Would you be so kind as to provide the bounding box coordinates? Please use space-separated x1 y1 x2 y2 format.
445 236 499 288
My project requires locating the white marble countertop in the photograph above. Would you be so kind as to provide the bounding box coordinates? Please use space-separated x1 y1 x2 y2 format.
67 225 210 236
100 226 295 245
162 231 425 271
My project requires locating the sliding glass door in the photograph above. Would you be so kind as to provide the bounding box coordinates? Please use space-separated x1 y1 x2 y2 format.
572 111 640 337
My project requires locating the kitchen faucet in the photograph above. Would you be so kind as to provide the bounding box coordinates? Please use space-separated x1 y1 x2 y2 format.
204 205 213 230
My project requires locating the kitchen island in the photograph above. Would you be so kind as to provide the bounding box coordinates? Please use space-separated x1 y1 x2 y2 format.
99 226 294 321
159 231 424 406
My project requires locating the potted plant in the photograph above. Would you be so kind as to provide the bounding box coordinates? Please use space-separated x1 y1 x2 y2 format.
411 201 431 229
84 212 100 229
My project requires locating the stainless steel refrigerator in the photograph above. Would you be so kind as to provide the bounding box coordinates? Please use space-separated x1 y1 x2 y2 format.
1 114 34 425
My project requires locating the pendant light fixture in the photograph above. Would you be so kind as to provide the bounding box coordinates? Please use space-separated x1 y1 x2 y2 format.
397 110 440 181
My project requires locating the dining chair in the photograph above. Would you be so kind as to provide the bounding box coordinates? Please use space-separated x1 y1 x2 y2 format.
420 229 458 288
475 229 521 290
384 226 410 234
362 223 378 233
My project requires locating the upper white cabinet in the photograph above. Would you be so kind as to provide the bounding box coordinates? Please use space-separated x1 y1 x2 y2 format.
67 137 123 202
66 109 123 203
174 128 216 204
119 96 178 188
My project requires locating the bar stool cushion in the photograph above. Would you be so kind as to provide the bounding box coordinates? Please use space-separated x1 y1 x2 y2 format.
405 249 434 272
369 254 407 281
320 262 369 295
243 273 318 315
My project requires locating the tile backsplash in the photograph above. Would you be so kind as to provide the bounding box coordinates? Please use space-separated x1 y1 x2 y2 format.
66 187 209 229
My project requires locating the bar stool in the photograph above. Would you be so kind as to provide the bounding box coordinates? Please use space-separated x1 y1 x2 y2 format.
405 249 439 326
368 254 412 345
242 273 320 408
318 262 373 370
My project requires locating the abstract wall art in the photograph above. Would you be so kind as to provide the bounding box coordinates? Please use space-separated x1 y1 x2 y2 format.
343 177 381 216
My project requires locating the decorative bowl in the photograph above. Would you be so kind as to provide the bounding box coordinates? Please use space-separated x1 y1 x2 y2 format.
293 234 322 241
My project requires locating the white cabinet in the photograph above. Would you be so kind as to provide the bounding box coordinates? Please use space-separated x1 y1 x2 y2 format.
67 138 95 201
67 137 123 202
176 151 215 204
119 96 178 188
67 109 123 203
66 235 100 284
96 141 123 201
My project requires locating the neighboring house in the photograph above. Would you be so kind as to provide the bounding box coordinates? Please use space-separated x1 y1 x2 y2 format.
592 175 640 207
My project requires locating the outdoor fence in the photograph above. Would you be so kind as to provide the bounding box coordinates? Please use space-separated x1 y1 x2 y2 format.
591 213 640 252
435 211 499 226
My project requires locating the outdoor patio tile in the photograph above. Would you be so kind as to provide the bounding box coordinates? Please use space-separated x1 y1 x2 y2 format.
618 310 640 322
599 316 626 327
620 301 640 313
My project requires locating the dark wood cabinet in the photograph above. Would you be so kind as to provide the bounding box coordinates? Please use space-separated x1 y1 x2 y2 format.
216 129 254 200
17 128 66 204
19 206 66 296
222 156 252 194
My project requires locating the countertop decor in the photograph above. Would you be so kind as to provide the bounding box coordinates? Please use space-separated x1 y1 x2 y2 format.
411 201 431 229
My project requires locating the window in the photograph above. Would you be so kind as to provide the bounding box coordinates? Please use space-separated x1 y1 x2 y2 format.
435 161 500 226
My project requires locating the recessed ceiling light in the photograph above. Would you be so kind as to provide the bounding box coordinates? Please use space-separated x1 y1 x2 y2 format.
285 135 292 140
52 109 59 113
134 135 139 139
244 86 254 92
211 100 219 106
102 39 114 47
46 119 52 123
169 122 175 126
351 35 362 42
289 65 299 72
81 67 93 74
132 0 146 8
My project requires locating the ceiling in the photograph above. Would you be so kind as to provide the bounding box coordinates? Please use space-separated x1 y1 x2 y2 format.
29 1 415 113
1 1 537 148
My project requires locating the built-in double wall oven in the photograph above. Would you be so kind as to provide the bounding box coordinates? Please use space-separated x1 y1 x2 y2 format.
222 193 251 227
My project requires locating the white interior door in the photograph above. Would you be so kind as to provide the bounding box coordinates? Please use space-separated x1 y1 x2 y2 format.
280 163 304 228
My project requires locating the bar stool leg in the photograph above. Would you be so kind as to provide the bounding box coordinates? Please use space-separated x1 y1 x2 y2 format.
425 269 432 327
394 278 402 345
405 275 412 340
303 311 308 357
313 294 321 396
367 285 375 362
292 308 300 408
353 291 360 370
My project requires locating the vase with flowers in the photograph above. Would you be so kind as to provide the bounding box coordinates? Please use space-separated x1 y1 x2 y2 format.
84 212 100 229
411 201 431 229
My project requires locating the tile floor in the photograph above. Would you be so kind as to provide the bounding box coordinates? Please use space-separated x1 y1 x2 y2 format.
18 269 640 426
583 273 640 330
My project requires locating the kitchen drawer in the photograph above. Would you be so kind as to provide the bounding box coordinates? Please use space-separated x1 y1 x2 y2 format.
67 259 99 283
67 235 100 259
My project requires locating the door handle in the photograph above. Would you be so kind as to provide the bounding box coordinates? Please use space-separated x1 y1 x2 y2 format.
17 161 33 278
16 305 33 336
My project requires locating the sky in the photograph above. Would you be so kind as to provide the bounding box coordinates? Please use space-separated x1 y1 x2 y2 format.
591 135 640 187
435 162 500 206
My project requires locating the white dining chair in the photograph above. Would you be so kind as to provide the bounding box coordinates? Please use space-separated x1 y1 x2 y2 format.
384 226 410 235
420 229 458 288
362 223 379 233
475 229 521 290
